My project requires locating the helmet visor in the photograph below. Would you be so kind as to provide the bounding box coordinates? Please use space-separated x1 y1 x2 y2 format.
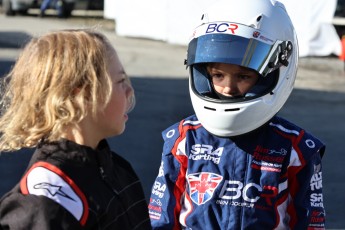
187 23 293 102
187 33 275 75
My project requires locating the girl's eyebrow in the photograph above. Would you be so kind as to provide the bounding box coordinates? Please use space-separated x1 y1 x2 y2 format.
118 70 128 78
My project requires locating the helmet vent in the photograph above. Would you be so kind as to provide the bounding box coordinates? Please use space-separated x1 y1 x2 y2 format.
249 14 264 29
225 108 240 112
201 13 208 23
204 106 216 111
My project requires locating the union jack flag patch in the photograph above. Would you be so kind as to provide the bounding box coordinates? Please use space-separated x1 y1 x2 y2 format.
187 172 223 205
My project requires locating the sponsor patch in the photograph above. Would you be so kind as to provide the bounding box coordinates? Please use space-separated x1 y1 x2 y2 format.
187 172 223 205
250 145 286 172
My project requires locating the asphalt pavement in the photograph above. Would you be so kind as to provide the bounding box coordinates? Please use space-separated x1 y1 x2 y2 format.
0 10 345 229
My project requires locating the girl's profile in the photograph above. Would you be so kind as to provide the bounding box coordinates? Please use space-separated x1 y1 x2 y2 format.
0 29 151 229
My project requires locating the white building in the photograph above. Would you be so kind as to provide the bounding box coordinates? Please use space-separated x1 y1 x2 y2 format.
104 0 341 57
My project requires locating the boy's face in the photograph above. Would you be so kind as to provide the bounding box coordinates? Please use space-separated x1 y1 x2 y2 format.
207 63 259 98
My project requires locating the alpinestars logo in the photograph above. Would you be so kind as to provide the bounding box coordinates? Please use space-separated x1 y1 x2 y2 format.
187 172 223 205
33 182 75 201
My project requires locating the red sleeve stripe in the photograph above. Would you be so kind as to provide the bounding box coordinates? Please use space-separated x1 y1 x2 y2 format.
20 161 89 226
171 120 201 229
273 129 306 229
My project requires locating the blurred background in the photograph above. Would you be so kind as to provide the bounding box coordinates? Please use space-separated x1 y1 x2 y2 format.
0 0 103 18
0 0 345 229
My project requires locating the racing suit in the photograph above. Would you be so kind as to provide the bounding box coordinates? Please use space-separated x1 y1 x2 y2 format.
149 115 326 229
0 139 151 229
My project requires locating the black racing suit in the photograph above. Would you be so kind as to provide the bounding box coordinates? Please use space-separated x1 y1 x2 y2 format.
0 139 151 229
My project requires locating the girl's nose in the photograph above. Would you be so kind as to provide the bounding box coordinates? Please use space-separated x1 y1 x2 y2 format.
126 82 135 112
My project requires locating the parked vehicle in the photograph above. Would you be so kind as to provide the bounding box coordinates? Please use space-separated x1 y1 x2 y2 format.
336 0 345 17
2 0 75 17
2 0 34 15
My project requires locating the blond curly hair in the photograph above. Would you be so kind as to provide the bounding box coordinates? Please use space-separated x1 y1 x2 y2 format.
0 29 117 151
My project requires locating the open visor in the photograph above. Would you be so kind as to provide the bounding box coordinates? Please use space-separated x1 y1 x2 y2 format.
187 33 291 77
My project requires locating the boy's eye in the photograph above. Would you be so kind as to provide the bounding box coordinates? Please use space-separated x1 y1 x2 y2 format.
238 75 250 80
211 73 223 79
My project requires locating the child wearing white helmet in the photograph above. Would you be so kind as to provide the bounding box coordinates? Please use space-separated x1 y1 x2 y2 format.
149 0 326 229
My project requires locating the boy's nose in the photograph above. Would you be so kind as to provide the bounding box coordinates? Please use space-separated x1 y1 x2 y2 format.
222 79 239 96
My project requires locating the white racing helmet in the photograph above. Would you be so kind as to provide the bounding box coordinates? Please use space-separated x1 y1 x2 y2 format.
186 0 298 137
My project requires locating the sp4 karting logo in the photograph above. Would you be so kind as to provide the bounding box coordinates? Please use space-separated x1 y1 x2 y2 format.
187 172 223 205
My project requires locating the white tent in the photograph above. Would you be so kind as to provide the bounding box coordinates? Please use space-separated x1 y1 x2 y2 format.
104 0 341 57
279 0 341 57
